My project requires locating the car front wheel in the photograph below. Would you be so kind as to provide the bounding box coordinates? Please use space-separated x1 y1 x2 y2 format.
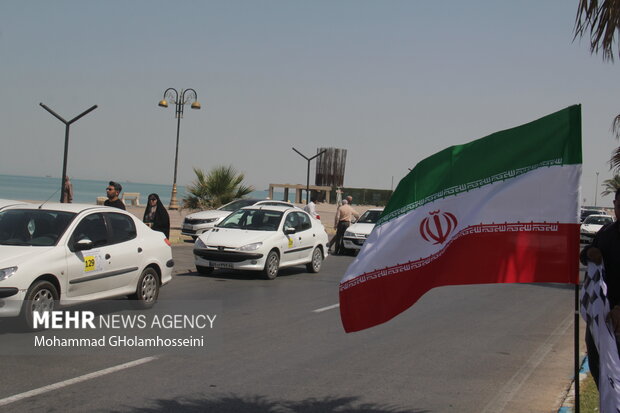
22 280 58 331
306 247 323 273
131 267 160 309
263 250 280 280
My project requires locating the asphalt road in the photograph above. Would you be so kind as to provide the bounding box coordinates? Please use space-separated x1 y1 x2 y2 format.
0 243 581 413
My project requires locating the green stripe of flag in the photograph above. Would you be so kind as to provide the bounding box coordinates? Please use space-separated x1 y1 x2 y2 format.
380 105 582 225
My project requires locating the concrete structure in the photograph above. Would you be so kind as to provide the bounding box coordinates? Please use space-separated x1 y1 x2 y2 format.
268 183 332 203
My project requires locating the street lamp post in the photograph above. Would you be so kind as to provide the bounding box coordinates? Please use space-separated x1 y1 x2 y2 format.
158 88 201 210
292 148 327 204
39 103 98 202
595 171 600 206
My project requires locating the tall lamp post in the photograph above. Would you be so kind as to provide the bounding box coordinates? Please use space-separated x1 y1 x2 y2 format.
39 103 98 202
595 171 600 206
292 147 327 204
158 88 201 210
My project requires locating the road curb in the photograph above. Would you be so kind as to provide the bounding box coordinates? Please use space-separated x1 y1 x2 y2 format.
557 355 589 413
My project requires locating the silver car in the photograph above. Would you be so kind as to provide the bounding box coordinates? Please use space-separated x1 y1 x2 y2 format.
343 208 384 252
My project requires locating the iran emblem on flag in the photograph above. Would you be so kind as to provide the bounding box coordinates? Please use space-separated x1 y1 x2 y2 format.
340 105 582 333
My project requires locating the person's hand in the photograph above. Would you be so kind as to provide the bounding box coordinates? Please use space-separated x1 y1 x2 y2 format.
587 247 603 265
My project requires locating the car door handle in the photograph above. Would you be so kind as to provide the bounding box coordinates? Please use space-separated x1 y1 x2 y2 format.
105 253 111 260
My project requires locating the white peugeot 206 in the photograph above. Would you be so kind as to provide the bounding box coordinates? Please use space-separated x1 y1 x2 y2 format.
193 205 329 279
0 203 174 329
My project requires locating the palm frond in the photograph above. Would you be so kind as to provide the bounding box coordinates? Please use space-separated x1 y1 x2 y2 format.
182 165 254 209
574 0 620 62
610 146 620 173
601 174 620 196
612 115 620 139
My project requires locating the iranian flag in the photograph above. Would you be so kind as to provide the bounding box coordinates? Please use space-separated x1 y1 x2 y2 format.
340 105 582 333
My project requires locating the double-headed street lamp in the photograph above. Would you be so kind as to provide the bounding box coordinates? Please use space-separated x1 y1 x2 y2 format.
39 103 98 203
158 88 201 210
292 147 327 204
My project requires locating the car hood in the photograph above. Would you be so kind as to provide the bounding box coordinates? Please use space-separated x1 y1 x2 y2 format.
0 245 55 268
186 210 232 220
198 228 273 248
346 222 376 236
581 224 605 233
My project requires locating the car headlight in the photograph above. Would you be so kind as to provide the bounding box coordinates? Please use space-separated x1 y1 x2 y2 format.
198 218 218 224
195 238 207 249
0 266 17 281
345 231 354 237
238 242 263 252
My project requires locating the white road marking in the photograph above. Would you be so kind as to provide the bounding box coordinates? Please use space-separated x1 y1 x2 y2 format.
313 303 340 313
0 356 159 407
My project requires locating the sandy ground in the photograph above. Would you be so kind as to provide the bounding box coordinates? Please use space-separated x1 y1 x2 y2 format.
125 202 378 244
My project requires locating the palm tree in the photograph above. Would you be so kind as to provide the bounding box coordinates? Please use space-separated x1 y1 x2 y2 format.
574 0 620 171
183 166 255 210
601 174 620 197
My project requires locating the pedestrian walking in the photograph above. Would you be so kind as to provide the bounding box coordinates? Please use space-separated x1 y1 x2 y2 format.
328 199 359 254
104 181 126 210
143 193 170 238
61 176 73 203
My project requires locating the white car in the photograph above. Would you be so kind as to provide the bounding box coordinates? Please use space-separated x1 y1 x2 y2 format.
580 214 614 244
0 203 173 329
182 199 295 239
343 208 384 252
193 205 329 279
0 199 29 210
580 207 609 222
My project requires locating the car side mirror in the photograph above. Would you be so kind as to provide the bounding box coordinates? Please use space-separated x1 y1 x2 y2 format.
74 238 94 251
284 226 296 235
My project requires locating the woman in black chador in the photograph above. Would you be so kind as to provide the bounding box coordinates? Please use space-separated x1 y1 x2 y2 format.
142 193 170 238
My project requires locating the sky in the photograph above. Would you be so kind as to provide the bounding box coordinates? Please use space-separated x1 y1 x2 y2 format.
1 1 619 206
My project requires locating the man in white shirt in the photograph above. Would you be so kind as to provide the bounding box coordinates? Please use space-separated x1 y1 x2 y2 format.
304 196 318 218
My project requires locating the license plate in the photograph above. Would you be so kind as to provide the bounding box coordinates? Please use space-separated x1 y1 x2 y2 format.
209 261 234 269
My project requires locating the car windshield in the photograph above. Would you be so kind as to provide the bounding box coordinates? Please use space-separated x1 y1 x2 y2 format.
218 209 283 231
584 216 613 226
0 209 77 246
357 210 383 224
218 199 259 212
581 210 603 220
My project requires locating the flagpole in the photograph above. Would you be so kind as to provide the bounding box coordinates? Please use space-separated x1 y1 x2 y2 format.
575 284 580 413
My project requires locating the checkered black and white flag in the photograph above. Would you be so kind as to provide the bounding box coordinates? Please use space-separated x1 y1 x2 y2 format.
580 262 620 412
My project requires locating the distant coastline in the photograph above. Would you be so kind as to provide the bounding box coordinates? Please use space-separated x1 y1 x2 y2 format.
0 174 275 206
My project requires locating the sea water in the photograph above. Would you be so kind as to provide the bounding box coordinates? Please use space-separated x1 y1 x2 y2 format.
0 174 272 206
